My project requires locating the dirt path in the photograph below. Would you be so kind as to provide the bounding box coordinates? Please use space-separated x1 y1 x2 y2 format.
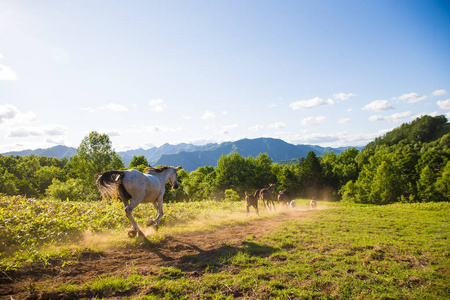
0 210 311 300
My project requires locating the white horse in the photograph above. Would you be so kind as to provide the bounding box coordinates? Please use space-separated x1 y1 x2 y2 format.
310 198 317 209
96 166 179 237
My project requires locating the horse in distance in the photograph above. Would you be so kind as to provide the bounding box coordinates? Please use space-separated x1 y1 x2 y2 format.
277 190 289 206
260 183 276 211
245 190 260 216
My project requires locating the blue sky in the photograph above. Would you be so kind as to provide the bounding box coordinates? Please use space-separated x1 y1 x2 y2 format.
1 0 449 153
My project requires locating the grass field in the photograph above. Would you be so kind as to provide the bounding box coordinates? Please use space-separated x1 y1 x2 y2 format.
1 196 449 299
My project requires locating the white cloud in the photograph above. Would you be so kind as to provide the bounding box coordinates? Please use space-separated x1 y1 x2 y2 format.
289 129 388 147
0 104 37 125
148 99 165 112
290 97 334 110
437 99 450 110
0 104 19 123
369 115 384 122
106 103 128 112
392 92 427 103
0 54 17 80
136 125 183 134
83 103 128 113
7 125 67 138
333 93 357 101
0 63 18 80
219 123 238 134
249 124 264 131
362 100 394 112
432 89 447 96
368 111 412 123
268 122 286 129
301 116 326 126
201 110 215 120
338 118 351 124
387 111 413 122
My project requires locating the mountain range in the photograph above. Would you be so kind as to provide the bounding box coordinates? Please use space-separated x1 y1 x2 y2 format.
2 138 363 172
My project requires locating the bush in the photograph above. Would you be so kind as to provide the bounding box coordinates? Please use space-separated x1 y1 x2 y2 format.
224 189 240 201
46 178 98 201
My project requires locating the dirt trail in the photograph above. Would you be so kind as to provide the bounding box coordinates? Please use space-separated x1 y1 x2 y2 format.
0 210 311 300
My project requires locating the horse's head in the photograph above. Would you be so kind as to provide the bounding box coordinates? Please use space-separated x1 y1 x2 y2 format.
167 167 179 189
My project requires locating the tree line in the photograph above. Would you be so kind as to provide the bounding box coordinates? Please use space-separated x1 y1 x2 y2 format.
1 115 448 204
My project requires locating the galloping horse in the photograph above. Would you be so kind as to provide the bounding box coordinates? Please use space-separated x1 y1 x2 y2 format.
277 190 289 206
260 184 276 210
245 190 260 216
96 166 179 237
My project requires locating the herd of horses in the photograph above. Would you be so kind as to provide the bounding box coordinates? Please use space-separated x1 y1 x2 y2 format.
96 166 317 238
244 184 313 216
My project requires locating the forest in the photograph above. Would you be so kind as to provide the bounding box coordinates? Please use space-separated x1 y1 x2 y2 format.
0 115 449 204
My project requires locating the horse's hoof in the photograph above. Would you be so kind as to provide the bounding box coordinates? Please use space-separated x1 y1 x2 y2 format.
128 229 137 238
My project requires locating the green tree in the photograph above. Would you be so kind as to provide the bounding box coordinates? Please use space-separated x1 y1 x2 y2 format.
129 155 149 172
55 131 124 201
214 153 251 195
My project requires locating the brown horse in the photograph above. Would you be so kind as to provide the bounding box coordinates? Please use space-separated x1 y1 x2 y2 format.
278 190 289 206
245 190 260 216
260 184 276 210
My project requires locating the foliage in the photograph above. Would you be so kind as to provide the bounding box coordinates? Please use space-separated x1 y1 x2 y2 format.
128 155 149 172
224 189 240 201
0 195 245 261
1 115 449 205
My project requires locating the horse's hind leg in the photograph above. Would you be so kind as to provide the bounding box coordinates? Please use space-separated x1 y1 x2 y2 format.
118 184 131 207
147 196 164 231
124 197 144 237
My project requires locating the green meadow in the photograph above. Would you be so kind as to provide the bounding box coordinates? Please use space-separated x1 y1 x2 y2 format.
1 196 448 299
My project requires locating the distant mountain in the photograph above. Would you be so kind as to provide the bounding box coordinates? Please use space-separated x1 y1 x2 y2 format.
1 138 363 172
119 143 218 167
153 138 362 171
2 145 77 159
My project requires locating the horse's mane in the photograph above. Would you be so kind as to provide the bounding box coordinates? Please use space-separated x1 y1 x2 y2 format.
144 165 170 173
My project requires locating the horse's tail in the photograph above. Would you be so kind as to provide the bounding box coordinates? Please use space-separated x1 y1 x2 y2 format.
96 170 125 199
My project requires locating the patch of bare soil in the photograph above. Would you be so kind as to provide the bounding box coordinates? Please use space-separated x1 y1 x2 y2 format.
0 210 311 300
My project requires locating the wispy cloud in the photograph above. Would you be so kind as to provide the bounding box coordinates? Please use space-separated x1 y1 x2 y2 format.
333 93 357 101
362 100 394 112
268 122 286 129
338 118 351 124
432 89 447 96
290 97 334 110
219 123 238 134
7 125 67 138
201 110 215 120
392 92 427 103
0 104 37 124
437 99 450 110
83 103 128 113
0 53 18 80
369 111 413 123
301 116 326 126
106 103 128 112
148 99 165 112
248 124 264 131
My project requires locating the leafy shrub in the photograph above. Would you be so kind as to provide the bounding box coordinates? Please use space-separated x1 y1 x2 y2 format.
46 178 98 201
